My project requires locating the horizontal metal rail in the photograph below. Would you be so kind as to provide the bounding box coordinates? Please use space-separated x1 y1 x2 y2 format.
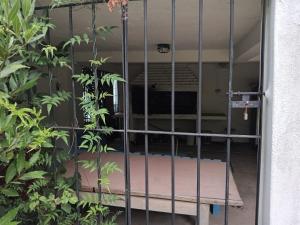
51 126 261 139
35 0 140 10
231 91 265 96
35 0 106 10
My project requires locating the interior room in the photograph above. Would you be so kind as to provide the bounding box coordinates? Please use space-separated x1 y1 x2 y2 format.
36 0 262 224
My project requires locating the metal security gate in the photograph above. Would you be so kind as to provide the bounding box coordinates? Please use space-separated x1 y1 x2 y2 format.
36 0 266 225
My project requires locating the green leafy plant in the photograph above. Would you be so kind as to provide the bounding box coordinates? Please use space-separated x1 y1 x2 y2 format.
40 90 71 115
0 0 124 224
0 0 74 224
0 207 20 225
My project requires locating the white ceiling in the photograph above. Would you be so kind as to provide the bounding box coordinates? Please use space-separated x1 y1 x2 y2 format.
36 0 261 61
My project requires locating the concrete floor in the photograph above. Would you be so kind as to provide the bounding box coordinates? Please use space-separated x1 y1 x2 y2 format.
112 142 258 225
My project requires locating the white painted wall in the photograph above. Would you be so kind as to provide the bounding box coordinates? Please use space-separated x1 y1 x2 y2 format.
259 0 300 224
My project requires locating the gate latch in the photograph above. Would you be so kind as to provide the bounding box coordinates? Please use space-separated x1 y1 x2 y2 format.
231 94 260 121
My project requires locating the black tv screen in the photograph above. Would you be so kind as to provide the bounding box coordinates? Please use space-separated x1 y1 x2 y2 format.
132 86 197 114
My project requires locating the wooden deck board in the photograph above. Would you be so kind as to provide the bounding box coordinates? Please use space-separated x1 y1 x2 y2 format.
66 152 243 207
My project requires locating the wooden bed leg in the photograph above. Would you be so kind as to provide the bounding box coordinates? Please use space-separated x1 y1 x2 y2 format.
196 204 210 225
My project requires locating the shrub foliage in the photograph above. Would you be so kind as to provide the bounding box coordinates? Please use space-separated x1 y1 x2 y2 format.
0 0 124 224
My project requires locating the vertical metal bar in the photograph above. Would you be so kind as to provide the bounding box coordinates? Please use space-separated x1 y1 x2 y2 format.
91 3 102 224
45 9 57 183
196 0 203 224
121 4 131 225
225 0 234 224
143 0 150 225
171 0 176 224
255 0 266 224
69 7 80 224
45 10 53 98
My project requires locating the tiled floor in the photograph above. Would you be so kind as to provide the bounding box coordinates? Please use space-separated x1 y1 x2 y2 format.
111 142 258 225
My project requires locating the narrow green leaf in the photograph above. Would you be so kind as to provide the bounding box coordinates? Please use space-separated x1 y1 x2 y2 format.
0 207 19 225
28 33 46 44
12 14 21 35
12 76 39 95
16 151 25 174
63 41 70 49
9 76 17 90
28 0 36 18
5 162 16 184
6 222 19 225
47 104 52 115
61 135 68 145
8 0 20 22
0 188 19 197
83 33 89 44
0 63 28 79
42 141 53 148
19 171 46 181
61 204 71 213
21 0 34 18
29 150 40 166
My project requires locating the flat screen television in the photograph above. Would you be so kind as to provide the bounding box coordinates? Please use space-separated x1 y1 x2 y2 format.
132 86 197 114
